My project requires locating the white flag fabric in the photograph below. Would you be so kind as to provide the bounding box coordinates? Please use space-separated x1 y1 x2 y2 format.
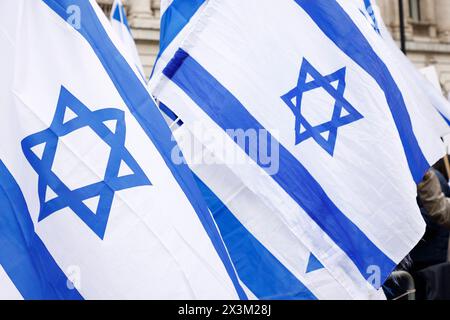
154 0 379 300
172 126 375 300
420 66 442 92
150 0 446 298
160 0 173 16
0 266 23 300
0 0 245 300
359 0 450 133
110 0 145 79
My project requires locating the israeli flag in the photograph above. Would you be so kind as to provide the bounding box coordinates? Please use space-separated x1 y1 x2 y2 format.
151 0 207 80
110 0 145 79
154 0 379 300
150 0 446 298
153 1 207 131
175 126 389 299
0 0 245 300
359 0 450 131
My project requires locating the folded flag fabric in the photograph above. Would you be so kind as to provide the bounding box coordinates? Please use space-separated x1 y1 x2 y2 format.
152 0 207 80
154 0 382 300
110 0 145 79
172 125 387 299
0 265 23 300
0 0 245 300
358 0 450 132
150 0 446 298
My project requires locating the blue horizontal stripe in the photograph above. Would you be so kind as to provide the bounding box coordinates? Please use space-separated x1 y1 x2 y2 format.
0 161 83 300
163 49 396 287
195 175 317 300
296 0 428 183
42 0 246 299
159 0 205 56
151 0 205 78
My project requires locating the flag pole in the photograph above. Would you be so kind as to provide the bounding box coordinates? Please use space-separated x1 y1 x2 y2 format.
399 0 407 54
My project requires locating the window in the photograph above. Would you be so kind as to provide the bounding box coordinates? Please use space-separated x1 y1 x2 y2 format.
409 0 422 21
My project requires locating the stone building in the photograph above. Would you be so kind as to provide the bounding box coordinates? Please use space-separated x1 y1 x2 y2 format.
98 0 450 95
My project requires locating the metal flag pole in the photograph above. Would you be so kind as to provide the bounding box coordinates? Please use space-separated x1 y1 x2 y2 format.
399 0 407 54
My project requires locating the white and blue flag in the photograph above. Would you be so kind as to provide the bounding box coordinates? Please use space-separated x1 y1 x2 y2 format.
0 0 245 300
359 0 450 131
150 0 446 298
172 126 371 299
152 0 207 80
153 0 376 300
154 0 207 135
110 0 145 79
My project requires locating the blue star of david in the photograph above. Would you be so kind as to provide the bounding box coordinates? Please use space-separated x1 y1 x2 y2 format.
281 58 363 156
21 86 151 239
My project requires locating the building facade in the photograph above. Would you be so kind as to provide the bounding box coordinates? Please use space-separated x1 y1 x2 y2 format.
98 0 450 95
